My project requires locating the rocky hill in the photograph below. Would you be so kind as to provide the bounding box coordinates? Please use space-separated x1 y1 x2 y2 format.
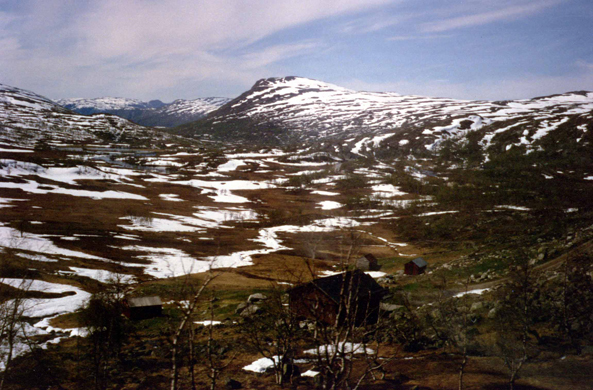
58 96 230 128
0 83 183 148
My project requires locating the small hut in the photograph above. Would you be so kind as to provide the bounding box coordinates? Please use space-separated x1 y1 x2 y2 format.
288 270 387 327
124 296 162 320
355 253 381 271
404 257 428 275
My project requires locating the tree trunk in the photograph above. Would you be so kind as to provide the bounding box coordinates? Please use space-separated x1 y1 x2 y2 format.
0 337 14 390
458 353 467 390
171 276 213 390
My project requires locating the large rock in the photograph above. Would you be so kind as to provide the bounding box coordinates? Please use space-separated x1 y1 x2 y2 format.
380 303 403 312
239 304 262 318
471 302 484 312
235 302 249 314
248 293 267 303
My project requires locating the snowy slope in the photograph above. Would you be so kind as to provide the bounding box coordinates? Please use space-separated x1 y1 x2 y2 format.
57 96 230 127
0 83 174 148
187 76 593 153
57 97 165 113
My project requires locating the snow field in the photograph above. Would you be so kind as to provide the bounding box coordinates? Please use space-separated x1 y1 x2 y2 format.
1 278 91 318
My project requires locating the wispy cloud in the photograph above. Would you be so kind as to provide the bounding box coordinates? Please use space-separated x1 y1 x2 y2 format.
339 12 407 34
0 0 392 100
420 0 562 33
388 34 452 41
340 68 593 101
239 41 323 69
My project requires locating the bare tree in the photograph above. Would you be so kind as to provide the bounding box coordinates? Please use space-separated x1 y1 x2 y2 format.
0 277 31 390
240 285 300 387
425 276 477 390
493 255 539 390
555 251 593 352
303 271 389 390
199 290 236 390
80 284 130 390
170 272 216 390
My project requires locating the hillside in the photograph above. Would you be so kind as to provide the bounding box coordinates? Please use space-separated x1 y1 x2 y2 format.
1 78 593 389
176 77 593 157
58 96 231 127
0 83 183 149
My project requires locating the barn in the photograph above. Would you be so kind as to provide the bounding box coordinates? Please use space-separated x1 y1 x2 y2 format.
288 270 387 327
355 253 381 271
124 296 163 320
404 257 428 275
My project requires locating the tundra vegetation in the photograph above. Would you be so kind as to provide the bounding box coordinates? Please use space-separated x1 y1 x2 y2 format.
2 81 593 388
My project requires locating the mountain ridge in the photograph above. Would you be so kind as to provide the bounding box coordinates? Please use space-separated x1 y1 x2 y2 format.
174 76 593 158
58 96 231 128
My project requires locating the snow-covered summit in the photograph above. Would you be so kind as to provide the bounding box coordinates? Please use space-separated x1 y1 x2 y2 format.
165 97 231 115
190 76 593 154
57 95 230 127
57 97 165 112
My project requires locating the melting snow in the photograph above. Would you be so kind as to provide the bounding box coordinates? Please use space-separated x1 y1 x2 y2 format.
1 278 91 317
218 159 247 172
0 224 110 261
311 190 339 196
243 356 279 373
318 201 342 210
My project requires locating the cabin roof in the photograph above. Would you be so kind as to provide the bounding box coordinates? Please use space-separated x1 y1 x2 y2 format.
410 257 428 268
290 270 385 304
128 296 162 308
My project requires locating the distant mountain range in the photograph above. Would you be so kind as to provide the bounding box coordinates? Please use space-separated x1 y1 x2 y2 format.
2 77 592 162
57 96 231 127
0 84 179 148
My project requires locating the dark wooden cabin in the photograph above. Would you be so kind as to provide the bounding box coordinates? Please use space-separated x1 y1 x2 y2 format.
288 270 387 327
404 257 428 275
124 296 162 320
355 253 381 271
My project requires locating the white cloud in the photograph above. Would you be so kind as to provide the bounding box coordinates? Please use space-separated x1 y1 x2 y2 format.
239 41 323 69
420 0 562 33
387 34 452 41
338 12 407 34
340 68 593 101
0 0 392 100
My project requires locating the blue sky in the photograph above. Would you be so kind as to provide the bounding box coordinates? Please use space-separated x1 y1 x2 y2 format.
0 0 592 101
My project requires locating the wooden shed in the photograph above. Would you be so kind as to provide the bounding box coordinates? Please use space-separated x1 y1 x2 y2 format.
355 253 381 271
404 257 428 275
124 296 162 320
288 270 387 327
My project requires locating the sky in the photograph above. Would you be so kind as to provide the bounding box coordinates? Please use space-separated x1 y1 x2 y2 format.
0 0 592 102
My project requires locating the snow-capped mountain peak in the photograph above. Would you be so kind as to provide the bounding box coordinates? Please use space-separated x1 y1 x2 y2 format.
57 95 231 127
185 76 593 155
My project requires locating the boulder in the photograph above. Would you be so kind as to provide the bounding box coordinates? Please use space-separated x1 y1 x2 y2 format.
380 303 403 312
239 304 262 318
235 302 249 314
470 302 483 312
247 293 268 303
